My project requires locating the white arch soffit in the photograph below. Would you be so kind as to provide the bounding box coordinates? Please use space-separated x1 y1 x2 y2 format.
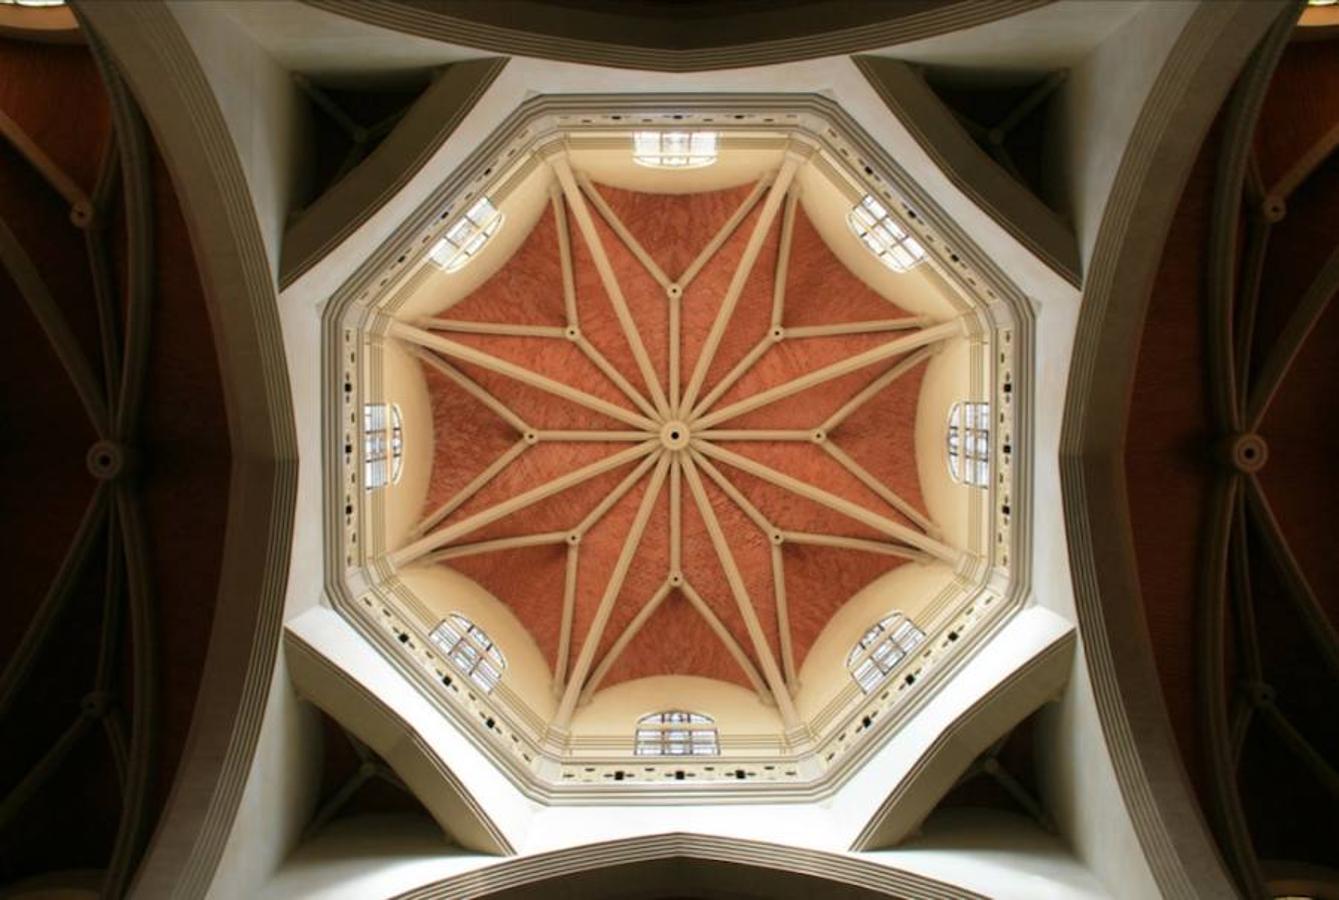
280 53 1079 310
283 607 1074 860
391 833 985 900
267 809 1104 900
285 607 527 855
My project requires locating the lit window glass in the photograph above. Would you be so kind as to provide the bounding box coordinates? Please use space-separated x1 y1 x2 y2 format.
632 131 718 169
635 710 719 756
947 401 990 487
847 613 926 693
363 402 404 490
847 194 926 273
428 197 503 273
430 613 506 693
389 404 404 484
0 0 68 6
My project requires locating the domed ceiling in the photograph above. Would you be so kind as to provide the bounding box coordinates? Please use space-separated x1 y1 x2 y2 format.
403 177 957 716
335 110 1024 794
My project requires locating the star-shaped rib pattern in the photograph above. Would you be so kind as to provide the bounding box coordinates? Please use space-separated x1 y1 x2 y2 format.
397 168 953 728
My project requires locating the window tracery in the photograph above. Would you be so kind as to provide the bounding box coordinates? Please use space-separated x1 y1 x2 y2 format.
847 194 926 273
430 613 506 693
635 711 719 756
429 196 503 272
363 402 404 490
947 401 990 487
632 130 719 168
847 613 925 693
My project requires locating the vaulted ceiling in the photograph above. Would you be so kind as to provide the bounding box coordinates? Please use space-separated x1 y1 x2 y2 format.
418 181 931 694
0 31 230 892
1129 22 1339 890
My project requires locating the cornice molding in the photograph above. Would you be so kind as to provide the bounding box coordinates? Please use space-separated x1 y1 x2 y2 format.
394 832 986 900
73 2 299 898
299 0 1053 73
1058 2 1290 898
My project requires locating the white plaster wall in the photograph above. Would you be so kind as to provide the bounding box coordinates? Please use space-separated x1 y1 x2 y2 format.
268 809 1110 900
260 815 479 900
1025 281 1158 899
880 0 1143 77
160 6 328 897
215 0 482 83
823 606 1073 842
277 603 1073 858
1051 0 1198 266
1022 251 1135 897
169 0 309 277
286 606 538 844
397 564 557 722
205 653 322 900
1021 4 1212 898
795 561 954 720
888 808 1109 900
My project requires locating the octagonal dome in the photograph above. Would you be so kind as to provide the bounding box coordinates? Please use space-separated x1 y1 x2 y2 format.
329 101 1028 799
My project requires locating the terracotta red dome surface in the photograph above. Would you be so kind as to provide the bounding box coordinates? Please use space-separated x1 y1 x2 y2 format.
420 182 930 691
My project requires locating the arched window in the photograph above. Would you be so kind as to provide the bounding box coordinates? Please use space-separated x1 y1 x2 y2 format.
430 612 506 693
847 612 926 693
389 404 405 484
632 130 718 169
847 194 926 273
947 401 990 487
429 196 503 272
635 711 719 756
363 402 404 490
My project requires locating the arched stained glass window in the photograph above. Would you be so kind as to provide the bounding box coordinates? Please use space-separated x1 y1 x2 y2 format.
635 710 719 756
632 131 718 169
947 401 990 487
847 194 926 273
430 612 506 693
847 612 925 693
429 196 503 273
